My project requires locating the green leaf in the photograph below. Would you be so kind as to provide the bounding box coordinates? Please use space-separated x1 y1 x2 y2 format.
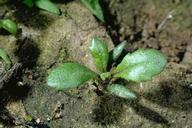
100 72 111 81
0 19 17 35
23 0 34 8
109 40 127 62
107 84 137 99
0 48 11 69
47 63 97 90
113 49 167 82
90 38 109 72
81 0 104 22
35 0 60 15
24 115 33 122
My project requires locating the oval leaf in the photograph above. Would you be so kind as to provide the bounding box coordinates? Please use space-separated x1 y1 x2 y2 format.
81 0 104 22
0 48 12 69
47 63 97 90
0 19 17 35
109 40 126 62
90 38 109 72
107 84 137 99
35 0 60 15
113 49 167 82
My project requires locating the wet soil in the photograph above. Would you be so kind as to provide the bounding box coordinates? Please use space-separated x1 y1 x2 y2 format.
0 0 192 128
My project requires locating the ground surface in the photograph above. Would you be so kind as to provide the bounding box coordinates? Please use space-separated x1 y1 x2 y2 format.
0 0 192 128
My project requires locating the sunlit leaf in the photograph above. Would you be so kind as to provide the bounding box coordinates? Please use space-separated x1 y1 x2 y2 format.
35 0 60 15
47 63 97 90
0 48 11 69
81 0 104 22
90 38 109 72
109 40 127 62
113 49 167 82
0 19 17 35
107 84 137 99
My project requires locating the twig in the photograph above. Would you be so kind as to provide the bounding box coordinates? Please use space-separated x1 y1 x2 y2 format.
156 10 174 34
0 63 22 90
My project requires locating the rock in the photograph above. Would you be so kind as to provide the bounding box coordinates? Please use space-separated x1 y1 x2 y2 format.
182 42 192 64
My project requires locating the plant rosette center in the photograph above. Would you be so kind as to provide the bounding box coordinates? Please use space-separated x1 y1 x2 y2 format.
47 38 167 100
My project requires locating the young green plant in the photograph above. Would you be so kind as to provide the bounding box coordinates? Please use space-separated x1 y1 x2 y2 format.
81 0 104 22
23 0 60 15
47 38 167 99
0 19 18 35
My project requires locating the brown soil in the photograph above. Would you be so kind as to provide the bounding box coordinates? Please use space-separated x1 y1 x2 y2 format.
109 0 192 64
0 0 192 128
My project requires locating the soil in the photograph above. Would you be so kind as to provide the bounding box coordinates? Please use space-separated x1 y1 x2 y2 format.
0 0 192 128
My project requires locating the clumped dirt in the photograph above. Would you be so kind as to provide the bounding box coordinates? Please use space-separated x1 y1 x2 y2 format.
0 0 192 128
109 0 192 64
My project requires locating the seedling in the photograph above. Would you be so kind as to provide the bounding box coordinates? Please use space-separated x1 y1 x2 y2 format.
0 19 18 35
47 38 167 99
24 0 103 20
81 0 104 22
23 0 60 15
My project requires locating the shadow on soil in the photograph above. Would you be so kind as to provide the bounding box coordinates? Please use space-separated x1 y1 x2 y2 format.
0 36 44 127
93 94 169 127
15 37 40 69
5 0 55 30
100 0 120 45
145 79 192 111
93 95 124 125
0 65 30 126
131 102 169 126
92 69 192 127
